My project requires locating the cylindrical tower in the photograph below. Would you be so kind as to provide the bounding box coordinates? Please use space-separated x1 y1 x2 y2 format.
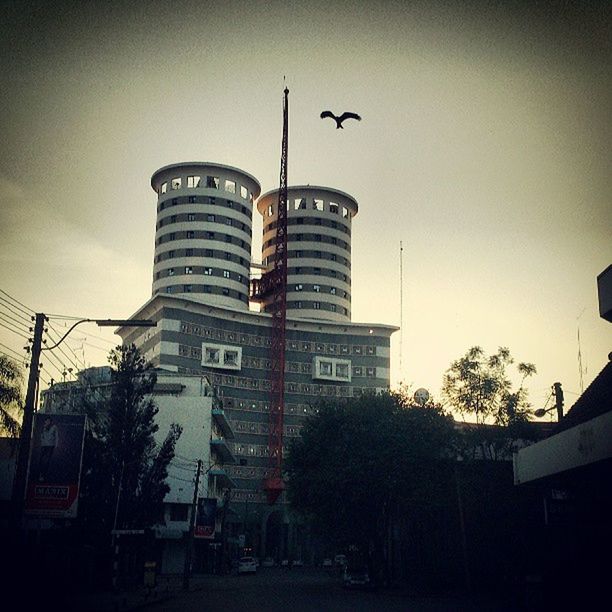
257 186 358 322
151 162 261 310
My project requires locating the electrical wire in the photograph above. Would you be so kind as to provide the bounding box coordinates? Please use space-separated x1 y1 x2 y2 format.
0 310 30 331
0 321 30 340
0 290 34 318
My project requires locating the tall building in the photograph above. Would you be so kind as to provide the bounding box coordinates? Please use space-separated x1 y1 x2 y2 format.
117 161 398 563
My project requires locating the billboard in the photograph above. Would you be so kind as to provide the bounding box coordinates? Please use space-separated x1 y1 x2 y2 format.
194 497 217 539
24 413 86 518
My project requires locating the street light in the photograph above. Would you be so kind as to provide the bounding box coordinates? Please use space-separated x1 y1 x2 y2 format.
11 313 156 526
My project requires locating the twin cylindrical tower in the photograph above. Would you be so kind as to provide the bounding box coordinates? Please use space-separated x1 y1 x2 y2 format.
151 162 358 322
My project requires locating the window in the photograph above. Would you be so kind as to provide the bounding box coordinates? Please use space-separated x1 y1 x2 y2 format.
330 202 339 214
313 284 320 292
240 185 248 199
267 204 274 217
186 231 194 239
165 286 173 294
336 363 349 379
207 176 220 189
330 304 337 312
188 195 196 203
224 179 236 193
222 288 229 296
366 367 376 378
172 198 178 206
320 361 332 376
205 347 220 364
224 350 238 366
313 302 321 310
205 249 213 257
343 206 349 218
188 213 195 221
170 233 176 240
295 284 303 291
207 232 215 239
184 285 192 293
294 198 306 210
161 182 168 194
185 266 193 274
207 214 216 222
314 199 324 211
171 177 181 190
168 250 175 258
187 175 201 188
168 268 175 276
330 287 336 295
186 248 193 256
223 270 230 278
204 267 212 275
170 215 177 223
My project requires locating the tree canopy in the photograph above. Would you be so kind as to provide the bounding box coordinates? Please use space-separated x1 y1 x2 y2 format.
79 344 182 531
0 354 23 437
284 389 456 565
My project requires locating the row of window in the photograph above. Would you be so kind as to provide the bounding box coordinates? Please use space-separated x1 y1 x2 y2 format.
263 233 349 252
156 231 250 253
156 266 247 285
177 321 379 355
291 283 349 299
264 249 350 268
155 248 249 268
158 285 248 301
268 301 349 316
266 198 351 219
157 212 250 233
222 396 317 415
266 216 350 236
158 175 255 203
287 266 350 283
227 465 282 480
232 420 302 437
158 195 252 219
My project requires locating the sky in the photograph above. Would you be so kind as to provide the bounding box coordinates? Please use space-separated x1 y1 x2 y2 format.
1 0 610 417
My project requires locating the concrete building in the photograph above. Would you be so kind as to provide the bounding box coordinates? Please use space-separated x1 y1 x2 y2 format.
115 161 398 563
41 368 236 574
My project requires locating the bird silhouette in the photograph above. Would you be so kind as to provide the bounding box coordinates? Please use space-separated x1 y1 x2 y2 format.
320 111 362 129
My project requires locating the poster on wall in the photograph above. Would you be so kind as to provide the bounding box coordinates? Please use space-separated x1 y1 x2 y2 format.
24 413 87 518
194 497 217 539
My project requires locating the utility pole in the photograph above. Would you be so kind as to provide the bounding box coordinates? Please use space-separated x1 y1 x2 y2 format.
183 459 202 591
11 312 46 525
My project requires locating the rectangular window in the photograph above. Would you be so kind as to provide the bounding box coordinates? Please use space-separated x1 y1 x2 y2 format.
342 206 349 218
185 266 193 274
161 182 168 193
188 195 196 203
184 285 192 293
207 214 215 222
267 204 274 217
295 284 303 291
185 248 193 256
313 302 321 309
171 177 182 190
204 267 213 275
187 176 201 188
330 287 336 295
366 367 376 377
207 176 220 189
313 284 320 292
330 202 339 214
314 199 324 211
168 268 175 276
225 179 236 193
319 361 332 376
186 231 194 239
336 363 349 379
224 350 238 366
205 347 220 363
223 270 230 278
240 185 248 199
188 213 195 221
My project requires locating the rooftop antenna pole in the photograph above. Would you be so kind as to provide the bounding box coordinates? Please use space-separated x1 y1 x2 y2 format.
577 307 585 394
399 241 403 382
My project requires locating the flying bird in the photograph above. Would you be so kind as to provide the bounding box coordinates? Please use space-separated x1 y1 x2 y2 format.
320 111 362 129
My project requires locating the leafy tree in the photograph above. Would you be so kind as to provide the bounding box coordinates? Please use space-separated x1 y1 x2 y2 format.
79 344 182 531
442 346 538 458
0 354 23 437
285 389 456 581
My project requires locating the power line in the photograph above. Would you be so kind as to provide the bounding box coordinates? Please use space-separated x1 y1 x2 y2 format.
0 309 30 331
0 321 30 341
0 289 34 318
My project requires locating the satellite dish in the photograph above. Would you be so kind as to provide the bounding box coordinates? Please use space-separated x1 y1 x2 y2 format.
414 388 429 406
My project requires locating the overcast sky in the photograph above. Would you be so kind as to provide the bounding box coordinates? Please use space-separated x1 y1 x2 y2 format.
1 0 610 414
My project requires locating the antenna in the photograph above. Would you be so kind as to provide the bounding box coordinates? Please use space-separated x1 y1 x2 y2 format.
577 307 585 393
399 241 403 379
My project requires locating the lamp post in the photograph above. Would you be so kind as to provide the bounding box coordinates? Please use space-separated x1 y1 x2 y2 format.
11 314 155 526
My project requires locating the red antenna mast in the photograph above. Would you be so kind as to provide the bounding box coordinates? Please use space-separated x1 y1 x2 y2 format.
258 86 289 504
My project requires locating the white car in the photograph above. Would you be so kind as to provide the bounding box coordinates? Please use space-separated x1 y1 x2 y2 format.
238 556 257 574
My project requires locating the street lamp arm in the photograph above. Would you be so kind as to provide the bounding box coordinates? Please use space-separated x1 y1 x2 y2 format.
42 318 91 351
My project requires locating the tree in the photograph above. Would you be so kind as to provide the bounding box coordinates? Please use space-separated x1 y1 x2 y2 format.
285 389 456 582
79 344 182 531
442 346 538 459
0 354 23 438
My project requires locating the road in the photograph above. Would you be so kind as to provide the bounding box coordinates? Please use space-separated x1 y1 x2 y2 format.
148 568 519 612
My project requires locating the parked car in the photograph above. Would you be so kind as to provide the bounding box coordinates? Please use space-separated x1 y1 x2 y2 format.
262 557 275 567
280 559 289 567
322 558 333 568
238 556 257 574
343 566 371 588
291 559 304 567
334 554 347 567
